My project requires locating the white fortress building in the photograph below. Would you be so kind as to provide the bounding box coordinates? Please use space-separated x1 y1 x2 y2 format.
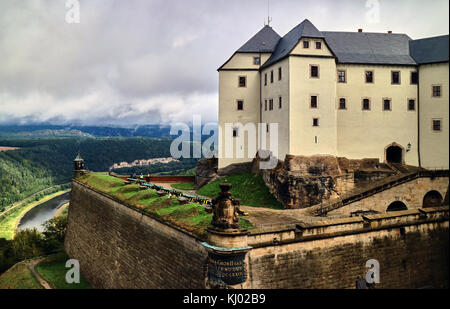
218 19 449 170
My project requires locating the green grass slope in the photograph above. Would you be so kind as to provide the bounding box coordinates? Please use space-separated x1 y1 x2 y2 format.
196 173 283 209
0 261 43 289
77 173 253 239
35 253 91 289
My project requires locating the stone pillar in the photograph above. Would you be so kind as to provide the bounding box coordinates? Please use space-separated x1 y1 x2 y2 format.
202 183 251 288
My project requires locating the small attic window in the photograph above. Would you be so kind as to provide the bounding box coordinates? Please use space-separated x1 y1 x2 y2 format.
253 57 261 65
303 41 310 48
315 41 322 49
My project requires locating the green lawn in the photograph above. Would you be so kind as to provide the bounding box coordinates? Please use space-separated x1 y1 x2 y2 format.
0 261 43 289
77 173 254 239
0 190 71 240
196 173 283 209
171 182 195 190
35 253 91 289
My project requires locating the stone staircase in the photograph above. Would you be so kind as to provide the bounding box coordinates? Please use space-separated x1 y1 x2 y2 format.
310 168 449 216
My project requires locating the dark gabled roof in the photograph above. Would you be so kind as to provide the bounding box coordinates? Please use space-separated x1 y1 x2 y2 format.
261 19 324 69
409 35 449 64
321 31 416 65
237 25 281 53
222 18 448 71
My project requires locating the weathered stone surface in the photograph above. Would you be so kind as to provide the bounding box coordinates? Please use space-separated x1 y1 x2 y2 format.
194 157 218 189
245 220 449 289
262 168 340 209
65 180 449 289
218 162 252 176
65 181 208 289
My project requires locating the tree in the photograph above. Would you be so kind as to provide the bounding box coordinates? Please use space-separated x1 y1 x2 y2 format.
42 214 68 243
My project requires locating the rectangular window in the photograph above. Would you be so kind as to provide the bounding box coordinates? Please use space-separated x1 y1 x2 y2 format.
269 99 273 110
279 97 282 109
270 70 274 83
365 71 374 83
266 123 269 133
315 41 322 49
253 57 261 65
411 71 418 84
338 70 346 83
264 73 267 86
303 41 310 48
432 85 441 97
362 98 371 110
391 71 401 85
432 119 441 132
278 67 282 81
237 100 243 110
238 76 246 87
383 99 392 111
313 118 319 127
264 100 267 111
339 98 346 110
310 96 318 108
310 65 319 78
233 128 238 137
408 99 416 111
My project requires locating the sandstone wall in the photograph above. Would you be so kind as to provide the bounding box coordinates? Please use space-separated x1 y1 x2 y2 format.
243 208 449 289
65 181 208 289
328 176 449 216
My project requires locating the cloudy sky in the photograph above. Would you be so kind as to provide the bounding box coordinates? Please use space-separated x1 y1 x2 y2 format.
0 0 448 127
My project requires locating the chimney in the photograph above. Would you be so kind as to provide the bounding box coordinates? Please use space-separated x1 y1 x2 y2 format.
387 30 392 34
358 29 363 32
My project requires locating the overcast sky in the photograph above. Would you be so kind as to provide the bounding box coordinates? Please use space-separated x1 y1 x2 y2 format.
0 0 448 127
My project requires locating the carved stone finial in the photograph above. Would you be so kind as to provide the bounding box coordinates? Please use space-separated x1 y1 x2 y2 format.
211 183 241 230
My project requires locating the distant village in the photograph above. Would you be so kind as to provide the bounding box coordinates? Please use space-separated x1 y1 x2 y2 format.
109 157 179 170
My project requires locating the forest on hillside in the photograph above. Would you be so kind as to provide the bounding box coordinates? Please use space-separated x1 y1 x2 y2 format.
0 138 198 210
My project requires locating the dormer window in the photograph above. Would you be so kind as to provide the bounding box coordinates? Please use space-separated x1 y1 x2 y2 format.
315 41 322 49
303 41 310 48
253 57 261 65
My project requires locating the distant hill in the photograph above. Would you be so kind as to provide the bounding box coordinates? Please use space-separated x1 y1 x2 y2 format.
0 124 174 138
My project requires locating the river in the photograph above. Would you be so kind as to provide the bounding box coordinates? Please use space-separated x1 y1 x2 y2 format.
17 192 71 232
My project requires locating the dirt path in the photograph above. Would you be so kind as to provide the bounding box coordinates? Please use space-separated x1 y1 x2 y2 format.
25 258 52 289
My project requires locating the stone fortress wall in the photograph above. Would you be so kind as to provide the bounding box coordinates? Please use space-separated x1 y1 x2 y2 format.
65 179 449 289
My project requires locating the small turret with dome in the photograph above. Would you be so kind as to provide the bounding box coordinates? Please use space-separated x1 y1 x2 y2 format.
73 153 85 178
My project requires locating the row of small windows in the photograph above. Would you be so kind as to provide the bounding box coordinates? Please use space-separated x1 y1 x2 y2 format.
303 40 322 49
237 97 418 111
309 118 442 131
338 69 418 85
232 118 442 137
264 68 283 85
263 98 282 110
240 72 442 95
311 96 417 111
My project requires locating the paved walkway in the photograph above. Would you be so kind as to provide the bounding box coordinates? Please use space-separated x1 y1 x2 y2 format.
25 258 52 289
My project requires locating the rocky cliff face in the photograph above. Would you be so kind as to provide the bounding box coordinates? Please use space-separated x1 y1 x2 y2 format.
194 157 218 189
260 155 396 209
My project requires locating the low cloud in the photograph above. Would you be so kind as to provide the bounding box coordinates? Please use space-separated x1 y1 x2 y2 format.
0 0 447 126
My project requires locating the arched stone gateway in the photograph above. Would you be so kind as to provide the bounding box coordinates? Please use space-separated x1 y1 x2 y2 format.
385 143 404 164
423 191 443 208
387 201 408 212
